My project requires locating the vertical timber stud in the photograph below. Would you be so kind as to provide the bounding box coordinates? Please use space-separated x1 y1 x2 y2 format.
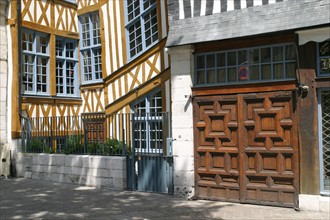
10 0 20 138
237 94 245 203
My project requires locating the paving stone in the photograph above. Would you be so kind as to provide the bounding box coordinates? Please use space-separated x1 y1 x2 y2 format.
0 178 329 220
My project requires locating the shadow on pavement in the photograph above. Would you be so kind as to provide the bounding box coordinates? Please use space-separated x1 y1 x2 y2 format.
0 178 231 219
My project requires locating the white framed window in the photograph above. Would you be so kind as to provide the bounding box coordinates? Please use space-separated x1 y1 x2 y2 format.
132 90 163 154
79 12 102 84
125 0 158 59
317 40 330 77
22 29 49 95
318 88 330 195
56 37 79 97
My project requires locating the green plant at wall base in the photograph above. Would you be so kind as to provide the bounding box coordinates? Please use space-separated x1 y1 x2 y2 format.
26 137 53 153
104 137 131 155
63 135 83 155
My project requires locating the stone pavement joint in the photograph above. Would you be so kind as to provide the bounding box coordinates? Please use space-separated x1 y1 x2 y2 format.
0 178 329 220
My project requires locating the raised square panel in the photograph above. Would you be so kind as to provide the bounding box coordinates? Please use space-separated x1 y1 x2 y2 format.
230 189 240 199
282 191 294 204
260 190 279 202
210 115 225 133
230 154 238 171
246 153 256 171
247 189 257 200
210 187 226 198
199 173 216 185
272 177 294 189
198 186 208 196
199 152 206 169
262 154 277 171
221 175 239 184
212 153 225 169
261 115 276 131
247 176 267 187
284 154 293 173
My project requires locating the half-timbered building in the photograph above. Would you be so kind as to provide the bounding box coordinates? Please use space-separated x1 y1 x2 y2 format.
1 0 329 212
4 0 172 192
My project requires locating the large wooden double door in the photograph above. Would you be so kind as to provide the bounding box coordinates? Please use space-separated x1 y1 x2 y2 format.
193 90 299 207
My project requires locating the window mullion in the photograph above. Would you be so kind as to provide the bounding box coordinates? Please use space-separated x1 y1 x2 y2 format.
90 48 95 82
33 34 37 94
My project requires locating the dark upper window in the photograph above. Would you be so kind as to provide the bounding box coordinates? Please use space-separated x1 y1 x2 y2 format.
317 40 330 76
195 43 297 86
125 0 158 59
79 12 102 84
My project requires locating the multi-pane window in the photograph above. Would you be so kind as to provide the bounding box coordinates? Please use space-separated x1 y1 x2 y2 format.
318 89 330 195
133 90 163 153
56 38 78 96
126 0 158 59
22 30 49 94
79 12 102 83
317 40 330 76
195 43 297 86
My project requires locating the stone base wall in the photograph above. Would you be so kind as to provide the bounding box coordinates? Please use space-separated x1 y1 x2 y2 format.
16 153 126 189
299 194 330 212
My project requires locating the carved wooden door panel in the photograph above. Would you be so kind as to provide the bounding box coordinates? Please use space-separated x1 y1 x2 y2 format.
194 95 240 202
193 91 298 207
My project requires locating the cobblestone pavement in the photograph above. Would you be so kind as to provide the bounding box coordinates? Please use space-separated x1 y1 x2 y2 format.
0 178 329 220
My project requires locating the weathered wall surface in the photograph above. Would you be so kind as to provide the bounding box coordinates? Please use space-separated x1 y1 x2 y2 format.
169 45 195 198
0 0 10 178
16 153 127 189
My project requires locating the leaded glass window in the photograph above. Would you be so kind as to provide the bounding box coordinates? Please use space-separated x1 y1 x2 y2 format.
319 89 330 195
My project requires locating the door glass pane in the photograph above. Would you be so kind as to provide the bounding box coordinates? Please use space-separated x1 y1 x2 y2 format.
273 46 283 62
320 90 330 192
238 50 248 65
197 55 205 69
197 70 205 84
217 68 226 83
285 44 296 60
261 64 271 80
273 64 284 79
228 52 236 66
228 67 236 82
250 65 259 80
286 63 296 78
217 53 226 67
207 69 216 83
261 47 271 63
207 54 215 68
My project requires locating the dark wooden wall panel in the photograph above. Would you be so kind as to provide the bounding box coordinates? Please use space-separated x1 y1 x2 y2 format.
298 69 319 195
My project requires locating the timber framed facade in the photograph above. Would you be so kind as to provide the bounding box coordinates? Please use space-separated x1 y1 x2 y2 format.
7 0 170 139
2 0 330 212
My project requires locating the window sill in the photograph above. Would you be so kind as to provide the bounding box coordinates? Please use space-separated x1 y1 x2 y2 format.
80 81 104 90
22 95 82 105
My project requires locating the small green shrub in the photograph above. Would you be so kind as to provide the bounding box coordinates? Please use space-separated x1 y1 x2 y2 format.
26 137 52 153
63 135 83 155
